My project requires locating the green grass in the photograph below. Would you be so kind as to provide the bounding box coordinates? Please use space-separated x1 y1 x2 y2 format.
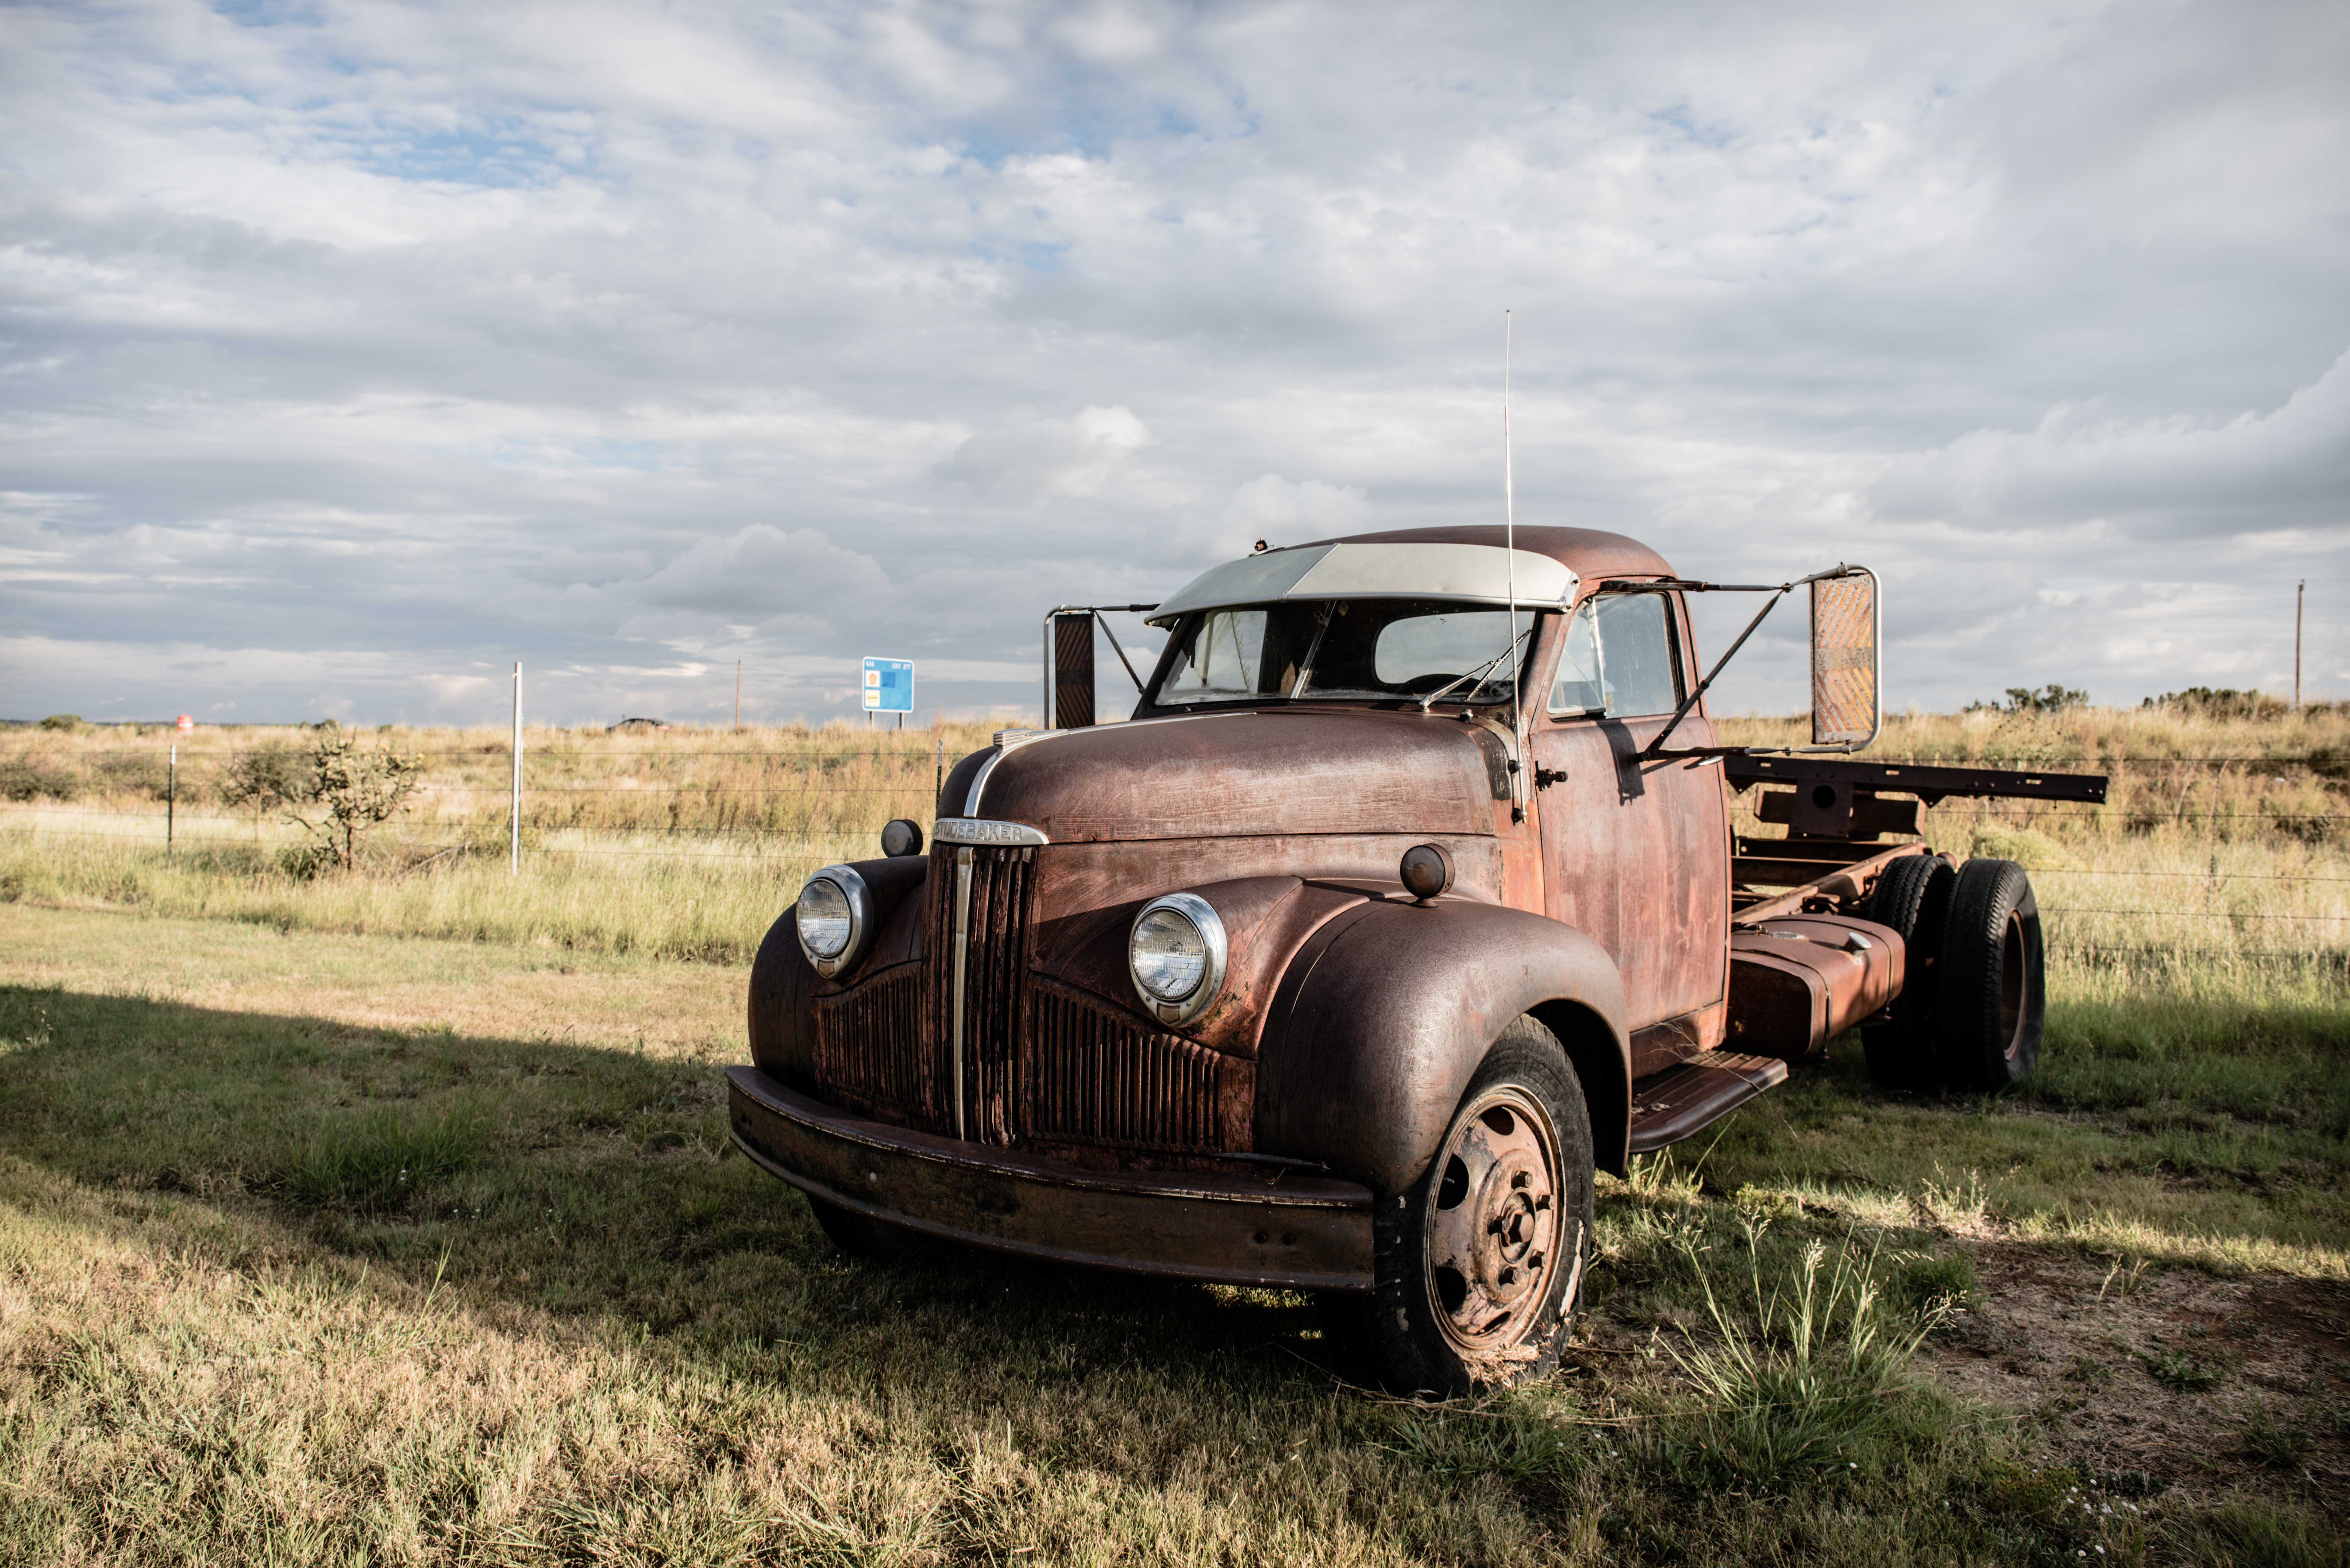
2 908 2345 1563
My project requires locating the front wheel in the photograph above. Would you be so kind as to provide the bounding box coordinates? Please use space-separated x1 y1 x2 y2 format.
1340 1016 1597 1396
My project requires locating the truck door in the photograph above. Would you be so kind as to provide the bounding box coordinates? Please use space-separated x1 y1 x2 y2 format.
1531 590 1731 1040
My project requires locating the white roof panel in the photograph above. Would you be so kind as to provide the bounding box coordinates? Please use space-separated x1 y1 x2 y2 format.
1150 541 1577 624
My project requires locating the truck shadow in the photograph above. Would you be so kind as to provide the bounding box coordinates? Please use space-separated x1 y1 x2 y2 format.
0 984 1339 1397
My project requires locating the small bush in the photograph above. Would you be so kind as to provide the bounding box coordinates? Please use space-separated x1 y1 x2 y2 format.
218 745 315 819
2141 1347 2223 1391
36 714 85 732
283 732 422 872
2143 687 2291 721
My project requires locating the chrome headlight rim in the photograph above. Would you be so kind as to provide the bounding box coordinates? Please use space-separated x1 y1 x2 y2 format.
1128 891 1229 1028
795 864 875 977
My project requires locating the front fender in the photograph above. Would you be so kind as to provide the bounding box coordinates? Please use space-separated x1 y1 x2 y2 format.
747 854 927 1090
1254 899 1632 1192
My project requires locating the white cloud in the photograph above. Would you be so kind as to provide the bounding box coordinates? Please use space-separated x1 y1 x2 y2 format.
0 0 2343 726
1872 349 2350 540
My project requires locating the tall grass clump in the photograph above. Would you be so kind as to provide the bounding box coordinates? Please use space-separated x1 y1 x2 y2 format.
276 1107 482 1212
1653 1233 1951 1486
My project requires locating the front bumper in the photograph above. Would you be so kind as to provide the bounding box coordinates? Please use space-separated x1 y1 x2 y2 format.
727 1066 1374 1291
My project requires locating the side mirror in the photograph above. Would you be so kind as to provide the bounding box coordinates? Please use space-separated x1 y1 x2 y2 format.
1810 568 1880 749
1048 611 1096 729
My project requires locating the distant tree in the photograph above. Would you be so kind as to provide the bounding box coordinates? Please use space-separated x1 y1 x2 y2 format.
37 714 85 731
2001 684 2090 714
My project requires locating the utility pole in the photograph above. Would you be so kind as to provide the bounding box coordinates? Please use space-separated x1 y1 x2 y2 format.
510 662 523 876
734 660 742 729
2295 580 2305 709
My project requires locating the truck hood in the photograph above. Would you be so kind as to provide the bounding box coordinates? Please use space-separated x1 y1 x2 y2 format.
965 709 1507 842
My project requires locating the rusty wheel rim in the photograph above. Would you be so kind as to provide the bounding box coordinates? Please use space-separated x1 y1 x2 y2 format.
1998 907 2029 1061
1423 1085 1565 1358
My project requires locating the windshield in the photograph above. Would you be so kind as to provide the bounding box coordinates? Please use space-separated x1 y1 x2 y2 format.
1152 600 1533 708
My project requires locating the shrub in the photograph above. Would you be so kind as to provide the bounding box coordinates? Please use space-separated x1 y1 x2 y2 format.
217 745 315 821
2142 687 2290 720
2141 1347 2222 1390
283 732 422 874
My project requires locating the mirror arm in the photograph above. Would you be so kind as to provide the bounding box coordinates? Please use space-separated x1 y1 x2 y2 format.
1643 587 1790 757
1636 564 1866 759
1093 614 1147 695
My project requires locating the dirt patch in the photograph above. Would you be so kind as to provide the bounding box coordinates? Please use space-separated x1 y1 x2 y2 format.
1927 1240 2350 1511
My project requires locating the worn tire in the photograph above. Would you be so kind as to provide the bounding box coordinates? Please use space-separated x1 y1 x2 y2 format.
807 1194 922 1262
1858 854 1956 1091
1933 857 2045 1092
1329 1016 1597 1397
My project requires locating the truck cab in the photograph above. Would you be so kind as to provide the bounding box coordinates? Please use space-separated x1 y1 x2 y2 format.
729 525 2091 1393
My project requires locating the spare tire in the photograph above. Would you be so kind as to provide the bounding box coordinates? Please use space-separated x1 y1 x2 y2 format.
1934 857 2045 1092
1857 854 1955 1091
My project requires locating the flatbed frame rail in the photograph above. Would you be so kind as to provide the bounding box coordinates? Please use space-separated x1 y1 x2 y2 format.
1721 754 2110 923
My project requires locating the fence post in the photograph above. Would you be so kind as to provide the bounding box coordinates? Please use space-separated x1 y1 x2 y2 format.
934 732 943 814
167 742 176 857
510 661 523 876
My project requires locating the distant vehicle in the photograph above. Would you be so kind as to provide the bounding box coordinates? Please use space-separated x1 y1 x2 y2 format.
727 526 2107 1394
607 717 671 732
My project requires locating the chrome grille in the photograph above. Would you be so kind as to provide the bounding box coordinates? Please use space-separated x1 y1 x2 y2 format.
924 840 1037 1143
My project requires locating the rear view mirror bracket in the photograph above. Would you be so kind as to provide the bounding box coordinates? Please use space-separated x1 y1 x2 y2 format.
1599 565 1879 759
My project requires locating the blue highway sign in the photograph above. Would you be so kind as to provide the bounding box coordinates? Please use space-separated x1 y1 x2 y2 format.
862 657 914 713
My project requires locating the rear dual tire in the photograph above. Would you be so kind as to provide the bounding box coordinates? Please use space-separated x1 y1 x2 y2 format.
1858 855 2044 1093
1935 857 2045 1091
1859 854 1955 1091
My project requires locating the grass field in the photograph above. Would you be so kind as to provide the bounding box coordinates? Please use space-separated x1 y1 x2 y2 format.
1 704 2346 1564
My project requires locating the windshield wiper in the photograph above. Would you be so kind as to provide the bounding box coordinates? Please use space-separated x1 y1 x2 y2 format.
1417 632 1528 712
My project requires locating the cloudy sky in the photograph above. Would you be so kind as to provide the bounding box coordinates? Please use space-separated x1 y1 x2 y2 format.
2 0 2344 727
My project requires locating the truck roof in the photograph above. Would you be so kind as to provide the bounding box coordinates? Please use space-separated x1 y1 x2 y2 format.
1309 525 1676 581
1147 525 1677 626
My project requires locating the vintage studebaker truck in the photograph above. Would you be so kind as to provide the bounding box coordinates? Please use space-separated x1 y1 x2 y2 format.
727 526 2104 1393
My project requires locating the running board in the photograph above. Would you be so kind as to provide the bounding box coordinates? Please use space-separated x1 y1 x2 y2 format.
1627 1053 1790 1155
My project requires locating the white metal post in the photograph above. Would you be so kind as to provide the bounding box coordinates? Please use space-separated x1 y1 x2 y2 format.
509 662 523 875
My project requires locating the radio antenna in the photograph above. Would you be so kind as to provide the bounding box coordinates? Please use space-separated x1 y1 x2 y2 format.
1502 309 1527 818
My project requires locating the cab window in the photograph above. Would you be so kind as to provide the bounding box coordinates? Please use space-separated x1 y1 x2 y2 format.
1549 594 1684 718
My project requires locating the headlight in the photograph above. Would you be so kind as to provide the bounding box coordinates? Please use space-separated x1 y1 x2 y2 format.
1128 892 1228 1026
795 866 873 976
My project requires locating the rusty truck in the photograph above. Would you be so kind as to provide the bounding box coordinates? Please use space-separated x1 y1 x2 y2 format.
727 526 2107 1394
